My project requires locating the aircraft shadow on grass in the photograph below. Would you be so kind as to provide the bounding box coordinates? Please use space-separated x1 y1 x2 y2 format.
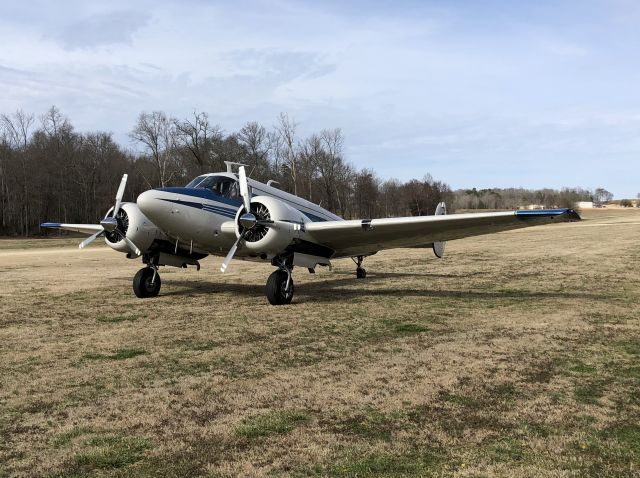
161 273 605 303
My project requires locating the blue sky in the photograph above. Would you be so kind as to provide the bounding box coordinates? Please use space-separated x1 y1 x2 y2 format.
1 0 638 197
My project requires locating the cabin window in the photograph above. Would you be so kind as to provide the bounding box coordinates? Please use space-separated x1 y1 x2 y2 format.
187 175 239 199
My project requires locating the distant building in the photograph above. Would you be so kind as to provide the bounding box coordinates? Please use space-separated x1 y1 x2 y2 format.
575 201 594 209
521 204 546 210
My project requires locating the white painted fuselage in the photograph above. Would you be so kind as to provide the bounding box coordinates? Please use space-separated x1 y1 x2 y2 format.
136 173 341 258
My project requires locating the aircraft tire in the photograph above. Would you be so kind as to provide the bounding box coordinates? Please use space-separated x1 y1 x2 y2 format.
133 267 161 298
356 267 367 279
266 270 294 305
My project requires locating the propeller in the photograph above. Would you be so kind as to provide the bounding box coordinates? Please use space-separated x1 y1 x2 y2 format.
79 174 141 255
220 166 260 272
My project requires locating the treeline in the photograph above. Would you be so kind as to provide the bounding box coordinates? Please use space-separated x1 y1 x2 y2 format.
453 187 593 211
1 106 593 237
0 107 454 236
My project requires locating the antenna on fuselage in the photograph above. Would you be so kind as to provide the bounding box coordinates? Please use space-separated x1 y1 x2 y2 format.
224 161 249 174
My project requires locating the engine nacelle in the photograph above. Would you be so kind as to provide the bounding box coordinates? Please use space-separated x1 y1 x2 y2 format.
105 202 165 255
236 195 305 254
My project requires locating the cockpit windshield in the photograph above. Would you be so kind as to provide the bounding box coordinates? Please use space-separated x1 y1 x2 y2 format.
184 175 240 199
185 175 207 188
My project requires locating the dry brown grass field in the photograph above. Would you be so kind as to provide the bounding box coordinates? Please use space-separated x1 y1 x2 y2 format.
1 209 638 477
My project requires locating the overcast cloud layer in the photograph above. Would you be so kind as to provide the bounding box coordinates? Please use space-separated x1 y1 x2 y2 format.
1 0 638 197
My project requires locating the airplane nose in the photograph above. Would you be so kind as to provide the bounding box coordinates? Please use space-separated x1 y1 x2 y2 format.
137 190 159 217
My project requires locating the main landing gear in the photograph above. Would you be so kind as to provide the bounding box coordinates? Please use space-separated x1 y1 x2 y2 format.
133 266 161 298
266 256 294 305
353 255 367 279
130 253 362 304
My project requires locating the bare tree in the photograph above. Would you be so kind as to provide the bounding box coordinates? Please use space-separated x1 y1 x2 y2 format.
236 121 273 181
354 169 379 218
594 187 613 204
316 128 346 211
40 106 78 223
1 109 34 149
40 106 73 145
403 175 441 216
130 111 178 187
275 113 298 196
1 110 34 235
0 132 9 229
298 134 322 202
335 162 355 217
380 178 403 217
174 111 222 174
70 132 125 220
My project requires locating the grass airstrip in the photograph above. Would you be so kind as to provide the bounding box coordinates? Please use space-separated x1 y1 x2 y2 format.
0 209 638 477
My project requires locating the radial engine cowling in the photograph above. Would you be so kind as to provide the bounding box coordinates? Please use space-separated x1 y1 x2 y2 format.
235 195 305 254
105 202 163 255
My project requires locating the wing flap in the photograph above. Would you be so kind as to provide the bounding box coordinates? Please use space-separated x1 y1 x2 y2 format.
305 209 580 257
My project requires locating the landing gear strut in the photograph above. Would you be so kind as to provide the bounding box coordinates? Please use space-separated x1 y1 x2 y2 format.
353 255 367 279
133 266 161 298
266 256 294 305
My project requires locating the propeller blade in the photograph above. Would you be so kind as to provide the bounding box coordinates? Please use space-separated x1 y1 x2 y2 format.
220 236 242 273
79 230 104 249
116 230 141 256
222 167 252 272
238 166 251 212
113 174 128 217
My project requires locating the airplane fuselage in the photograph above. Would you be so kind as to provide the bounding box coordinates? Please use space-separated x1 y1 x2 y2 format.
136 173 342 259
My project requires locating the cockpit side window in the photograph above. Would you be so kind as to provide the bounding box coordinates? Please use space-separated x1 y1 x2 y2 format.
185 175 207 188
187 175 239 199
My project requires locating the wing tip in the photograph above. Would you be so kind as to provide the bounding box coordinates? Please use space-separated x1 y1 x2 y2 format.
40 222 62 228
515 208 581 220
565 208 582 221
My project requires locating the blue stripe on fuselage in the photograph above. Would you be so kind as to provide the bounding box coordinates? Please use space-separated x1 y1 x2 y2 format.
155 187 329 222
160 198 236 218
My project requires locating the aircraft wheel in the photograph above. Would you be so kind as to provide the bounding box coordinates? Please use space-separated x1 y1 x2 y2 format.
266 270 294 305
356 267 367 279
133 267 161 298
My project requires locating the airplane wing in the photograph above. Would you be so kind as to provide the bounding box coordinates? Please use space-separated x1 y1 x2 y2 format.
305 209 581 258
40 223 103 235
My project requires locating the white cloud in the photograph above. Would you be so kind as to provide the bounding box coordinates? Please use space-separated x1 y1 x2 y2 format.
0 0 638 197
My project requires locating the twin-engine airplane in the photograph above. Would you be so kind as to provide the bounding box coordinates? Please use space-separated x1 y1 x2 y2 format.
42 162 581 305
